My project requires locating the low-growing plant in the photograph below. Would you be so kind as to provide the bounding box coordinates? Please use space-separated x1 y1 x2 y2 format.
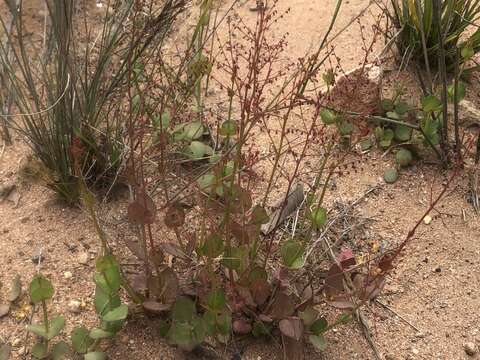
25 255 127 360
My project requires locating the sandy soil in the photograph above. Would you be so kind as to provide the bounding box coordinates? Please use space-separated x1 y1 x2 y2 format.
1 1 479 360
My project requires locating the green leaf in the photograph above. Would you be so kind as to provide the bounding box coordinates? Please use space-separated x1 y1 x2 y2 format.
337 120 354 136
299 307 318 327
360 138 372 151
159 320 170 337
252 321 271 337
207 289 226 311
381 99 394 112
29 275 54 304
374 127 384 140
219 120 237 136
461 45 474 60
201 234 224 259
221 246 246 271
386 111 400 120
447 82 466 103
309 334 327 351
51 341 70 360
383 168 399 184
320 109 337 125
188 141 212 160
250 205 269 225
47 316 65 340
84 352 107 360
95 255 121 293
102 304 128 322
27 323 48 339
394 124 412 142
396 148 413 167
310 207 327 229
216 312 232 335
172 297 196 323
94 285 120 316
421 117 440 146
184 122 204 140
322 69 335 87
280 240 305 269
395 101 409 115
31 342 48 359
310 317 328 335
71 327 93 354
89 328 114 339
197 174 216 193
421 95 442 113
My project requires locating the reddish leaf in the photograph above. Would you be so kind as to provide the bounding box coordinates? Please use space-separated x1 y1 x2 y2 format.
233 319 252 335
324 264 344 299
326 296 355 309
282 333 304 360
147 267 179 306
337 247 356 270
279 317 304 341
378 253 394 273
269 292 295 320
127 192 156 225
250 279 271 306
164 203 185 228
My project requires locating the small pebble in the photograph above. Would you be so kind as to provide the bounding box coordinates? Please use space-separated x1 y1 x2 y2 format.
31 254 45 265
64 271 73 279
68 300 82 314
78 252 89 265
412 348 419 355
12 338 21 347
464 342 477 356
423 215 432 225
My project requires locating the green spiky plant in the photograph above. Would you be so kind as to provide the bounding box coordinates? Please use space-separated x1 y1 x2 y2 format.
390 0 480 71
0 0 186 203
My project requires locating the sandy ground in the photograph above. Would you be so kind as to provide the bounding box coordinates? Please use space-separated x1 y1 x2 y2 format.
1 1 480 359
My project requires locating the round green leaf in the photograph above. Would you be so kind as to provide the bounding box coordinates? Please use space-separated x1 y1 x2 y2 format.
381 99 394 112
394 124 412 142
310 317 328 335
197 174 216 193
320 109 337 125
102 304 128 322
184 122 204 140
396 148 413 167
447 82 466 103
383 168 399 184
421 95 442 113
172 297 196 323
309 334 327 351
51 341 70 360
47 316 66 340
280 240 305 269
71 327 93 354
219 120 237 136
311 207 327 229
29 275 54 304
201 234 224 258
89 328 114 340
84 352 107 360
395 101 409 115
31 342 48 359
207 289 226 312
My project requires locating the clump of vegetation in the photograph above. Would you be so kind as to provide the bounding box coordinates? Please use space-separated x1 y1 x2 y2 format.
390 0 480 71
0 0 187 203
